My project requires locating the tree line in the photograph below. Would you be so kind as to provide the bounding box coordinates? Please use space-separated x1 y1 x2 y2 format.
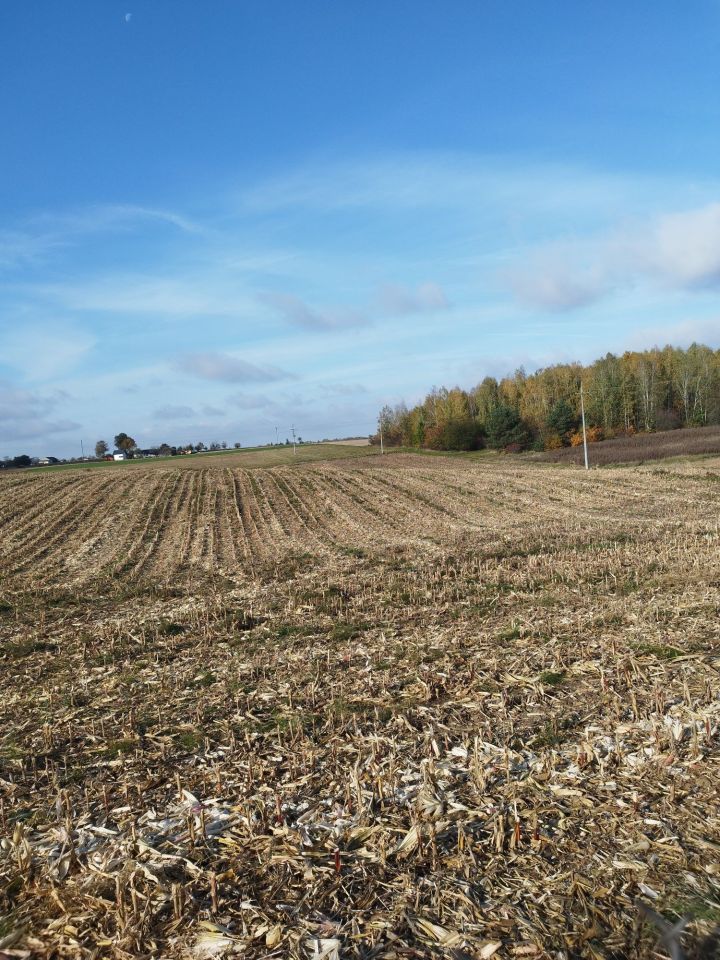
374 343 720 452
94 435 244 458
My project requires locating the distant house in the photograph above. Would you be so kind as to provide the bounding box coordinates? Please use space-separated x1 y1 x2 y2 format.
38 456 59 466
113 452 127 461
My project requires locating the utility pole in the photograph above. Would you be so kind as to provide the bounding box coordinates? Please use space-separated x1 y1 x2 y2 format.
275 426 279 446
80 439 85 460
291 425 296 456
379 413 384 455
580 382 589 471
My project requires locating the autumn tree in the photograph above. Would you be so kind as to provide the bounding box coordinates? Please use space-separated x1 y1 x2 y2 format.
95 440 109 458
374 343 720 454
114 433 137 454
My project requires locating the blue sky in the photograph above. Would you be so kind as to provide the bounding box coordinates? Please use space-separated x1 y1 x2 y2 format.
2 1 720 456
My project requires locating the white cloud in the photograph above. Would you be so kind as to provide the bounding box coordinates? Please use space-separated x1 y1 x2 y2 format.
650 203 720 286
623 316 720 352
508 201 720 310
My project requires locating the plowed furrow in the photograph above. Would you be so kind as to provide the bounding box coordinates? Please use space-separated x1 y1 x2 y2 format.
5 476 123 578
318 470 416 541
238 470 288 559
262 471 329 552
106 473 178 579
298 470 388 545
0 475 89 547
214 470 246 572
276 473 347 550
139 470 197 579
229 470 267 562
128 472 187 579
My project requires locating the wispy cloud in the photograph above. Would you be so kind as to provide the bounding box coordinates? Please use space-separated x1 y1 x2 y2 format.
260 291 368 330
320 382 369 397
153 404 196 420
0 204 204 274
0 380 80 443
376 282 449 315
175 351 291 383
32 274 255 318
239 152 705 221
0 323 96 381
28 203 205 237
507 252 610 310
260 282 448 331
0 229 66 270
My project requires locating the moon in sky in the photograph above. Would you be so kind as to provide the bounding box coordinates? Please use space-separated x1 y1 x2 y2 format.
125 13 132 22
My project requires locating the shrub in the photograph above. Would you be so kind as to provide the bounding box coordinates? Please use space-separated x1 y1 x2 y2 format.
424 418 483 451
544 432 564 450
570 426 604 446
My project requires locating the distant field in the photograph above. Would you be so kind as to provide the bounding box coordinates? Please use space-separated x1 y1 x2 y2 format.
540 423 720 466
326 436 371 446
30 441 380 473
1 453 720 957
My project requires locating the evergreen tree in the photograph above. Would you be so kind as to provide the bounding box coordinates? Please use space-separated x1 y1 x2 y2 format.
485 404 529 450
545 398 577 440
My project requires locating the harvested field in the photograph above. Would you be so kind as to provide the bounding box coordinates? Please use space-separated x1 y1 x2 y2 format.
1 453 720 959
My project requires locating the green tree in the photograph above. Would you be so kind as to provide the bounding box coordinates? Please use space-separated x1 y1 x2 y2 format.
545 398 576 440
485 404 529 450
95 440 109 458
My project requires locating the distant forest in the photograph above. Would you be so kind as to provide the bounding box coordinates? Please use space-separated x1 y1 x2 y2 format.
374 343 720 452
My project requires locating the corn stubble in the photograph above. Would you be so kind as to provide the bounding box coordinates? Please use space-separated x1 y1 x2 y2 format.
0 454 719 959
